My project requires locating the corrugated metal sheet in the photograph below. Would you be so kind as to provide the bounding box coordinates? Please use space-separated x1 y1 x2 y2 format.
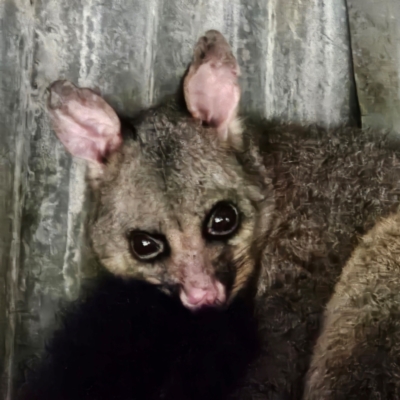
347 0 400 133
0 0 398 397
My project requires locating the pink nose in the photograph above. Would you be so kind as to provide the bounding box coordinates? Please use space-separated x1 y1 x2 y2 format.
179 280 226 310
184 288 215 305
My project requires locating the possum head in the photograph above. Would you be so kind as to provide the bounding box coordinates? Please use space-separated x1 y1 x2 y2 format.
47 30 274 310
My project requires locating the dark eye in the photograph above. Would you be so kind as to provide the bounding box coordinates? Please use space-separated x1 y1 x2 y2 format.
204 202 240 239
128 231 165 261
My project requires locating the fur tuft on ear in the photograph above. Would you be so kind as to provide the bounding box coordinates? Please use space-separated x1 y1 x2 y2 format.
184 30 241 142
47 80 122 166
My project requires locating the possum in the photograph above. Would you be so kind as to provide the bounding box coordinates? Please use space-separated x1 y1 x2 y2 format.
304 212 400 400
18 30 400 399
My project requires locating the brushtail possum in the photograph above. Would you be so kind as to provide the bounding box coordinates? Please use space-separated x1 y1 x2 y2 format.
304 211 400 400
32 29 400 398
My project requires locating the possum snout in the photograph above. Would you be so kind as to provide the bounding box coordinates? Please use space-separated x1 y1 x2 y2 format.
168 232 228 310
179 278 226 310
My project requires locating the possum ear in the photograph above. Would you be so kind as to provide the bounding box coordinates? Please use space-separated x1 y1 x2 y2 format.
184 30 241 142
47 80 122 180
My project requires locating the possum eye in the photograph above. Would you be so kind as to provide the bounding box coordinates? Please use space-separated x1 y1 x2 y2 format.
128 232 166 261
204 202 240 239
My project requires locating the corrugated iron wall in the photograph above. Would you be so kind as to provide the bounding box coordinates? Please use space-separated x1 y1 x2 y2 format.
0 0 399 398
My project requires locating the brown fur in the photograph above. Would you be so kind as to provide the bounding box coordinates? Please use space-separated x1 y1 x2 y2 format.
87 101 274 302
303 212 400 400
228 120 400 399
72 98 400 399
45 30 400 398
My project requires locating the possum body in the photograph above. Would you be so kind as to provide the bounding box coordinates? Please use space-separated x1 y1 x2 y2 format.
17 275 258 400
304 212 400 400
18 30 400 399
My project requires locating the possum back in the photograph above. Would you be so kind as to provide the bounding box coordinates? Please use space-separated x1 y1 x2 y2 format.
304 212 400 399
232 120 400 399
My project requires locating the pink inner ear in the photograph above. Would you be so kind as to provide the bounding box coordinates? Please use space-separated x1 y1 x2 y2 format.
185 62 240 133
48 81 122 164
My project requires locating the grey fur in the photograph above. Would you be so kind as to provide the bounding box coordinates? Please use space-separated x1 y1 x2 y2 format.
89 102 274 299
304 212 400 400
229 121 400 399
47 30 400 399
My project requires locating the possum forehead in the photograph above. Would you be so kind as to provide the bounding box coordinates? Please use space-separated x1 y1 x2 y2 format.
104 118 259 232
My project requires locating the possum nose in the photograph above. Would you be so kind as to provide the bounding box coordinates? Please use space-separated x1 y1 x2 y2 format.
185 288 211 305
180 280 226 310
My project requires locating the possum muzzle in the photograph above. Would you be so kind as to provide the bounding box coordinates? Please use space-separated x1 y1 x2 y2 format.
179 275 226 310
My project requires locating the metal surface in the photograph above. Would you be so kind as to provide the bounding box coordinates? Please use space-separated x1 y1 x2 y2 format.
347 0 400 133
0 0 397 397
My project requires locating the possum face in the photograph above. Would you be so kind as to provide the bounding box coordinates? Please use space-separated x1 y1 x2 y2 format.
47 30 274 310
